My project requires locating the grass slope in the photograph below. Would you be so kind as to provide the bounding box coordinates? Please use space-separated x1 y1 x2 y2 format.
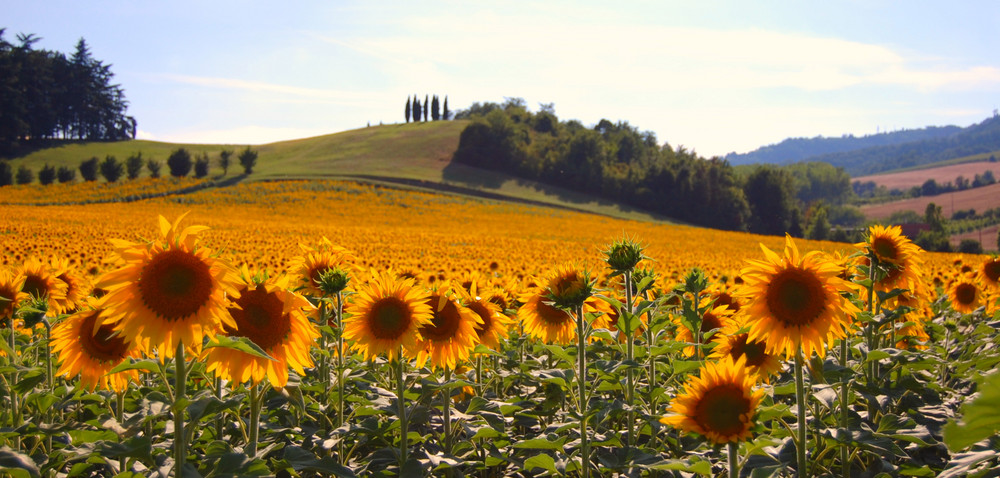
5 121 671 223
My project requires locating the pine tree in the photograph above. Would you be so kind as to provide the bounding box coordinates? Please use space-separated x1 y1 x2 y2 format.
405 97 411 123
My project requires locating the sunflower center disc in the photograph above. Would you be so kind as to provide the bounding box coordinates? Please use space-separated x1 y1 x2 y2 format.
421 297 462 341
695 384 751 438
766 268 826 327
139 249 214 321
955 283 977 305
872 237 899 261
732 335 767 367
229 286 288 351
80 310 131 362
370 297 411 340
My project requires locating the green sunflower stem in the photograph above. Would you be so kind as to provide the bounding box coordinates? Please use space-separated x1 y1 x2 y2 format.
174 342 188 475
794 349 808 478
214 375 224 440
247 382 265 457
576 304 590 478
335 291 346 464
624 270 635 449
7 326 20 450
443 367 453 455
117 390 127 472
840 337 850 478
396 355 409 468
728 441 739 478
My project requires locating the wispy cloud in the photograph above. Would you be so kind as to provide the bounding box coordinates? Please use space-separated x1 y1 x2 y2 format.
155 73 382 105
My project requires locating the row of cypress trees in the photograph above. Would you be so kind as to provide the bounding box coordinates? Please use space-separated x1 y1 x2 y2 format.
404 95 450 123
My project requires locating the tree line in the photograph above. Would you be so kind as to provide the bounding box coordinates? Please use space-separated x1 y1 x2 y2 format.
0 29 136 156
404 95 450 123
0 147 258 186
451 99 858 236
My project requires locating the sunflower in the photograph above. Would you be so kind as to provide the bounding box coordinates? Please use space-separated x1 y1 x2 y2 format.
709 314 783 381
49 258 91 315
51 303 139 392
204 272 318 388
17 256 68 313
0 268 27 324
979 257 1000 289
414 285 481 370
949 277 982 314
343 269 433 362
856 225 924 292
738 236 860 359
288 238 356 298
518 266 598 345
660 356 763 444
674 303 734 357
461 279 513 351
95 214 244 359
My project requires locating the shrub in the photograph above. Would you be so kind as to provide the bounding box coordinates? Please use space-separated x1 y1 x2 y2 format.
57 166 76 183
238 146 257 175
100 155 124 183
147 158 162 178
218 149 233 176
958 239 984 254
38 164 56 185
167 148 193 177
0 161 13 186
194 153 210 178
915 230 951 253
15 165 34 185
79 157 99 182
126 152 144 180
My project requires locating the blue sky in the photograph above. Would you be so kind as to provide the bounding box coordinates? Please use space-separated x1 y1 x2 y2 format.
5 1 999 157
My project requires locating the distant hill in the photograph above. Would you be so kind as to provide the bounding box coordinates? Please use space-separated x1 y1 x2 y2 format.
725 115 1000 176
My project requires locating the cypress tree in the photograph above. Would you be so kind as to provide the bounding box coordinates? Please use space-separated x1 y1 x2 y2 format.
413 95 422 123
405 97 411 123
431 95 440 121
424 95 429 122
442 96 450 120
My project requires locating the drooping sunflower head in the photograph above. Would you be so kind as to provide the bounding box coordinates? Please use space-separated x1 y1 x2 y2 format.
51 304 140 392
206 272 318 388
289 238 356 297
979 257 1000 289
709 314 783 382
95 214 244 359
660 356 764 444
856 225 924 292
738 236 860 360
543 265 594 311
16 256 68 314
414 284 481 370
343 269 433 362
49 258 91 315
460 281 513 352
518 286 576 345
949 277 982 314
0 268 27 323
675 303 734 357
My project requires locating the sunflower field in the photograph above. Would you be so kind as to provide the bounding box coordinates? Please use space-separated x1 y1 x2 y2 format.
1 178 999 477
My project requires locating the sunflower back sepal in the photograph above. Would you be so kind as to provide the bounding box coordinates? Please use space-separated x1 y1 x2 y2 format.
204 336 277 362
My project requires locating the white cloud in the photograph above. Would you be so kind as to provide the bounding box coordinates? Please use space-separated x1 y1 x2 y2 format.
155 73 381 106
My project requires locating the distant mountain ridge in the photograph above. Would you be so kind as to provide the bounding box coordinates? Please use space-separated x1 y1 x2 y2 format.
725 115 1000 176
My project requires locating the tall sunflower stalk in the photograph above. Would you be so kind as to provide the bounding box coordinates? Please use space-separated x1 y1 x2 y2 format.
737 236 859 478
603 236 646 449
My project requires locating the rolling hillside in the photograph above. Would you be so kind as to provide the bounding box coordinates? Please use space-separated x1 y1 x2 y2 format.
2 121 671 223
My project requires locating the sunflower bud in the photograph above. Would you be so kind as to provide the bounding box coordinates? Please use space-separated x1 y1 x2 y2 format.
545 267 594 310
604 237 645 275
317 267 350 296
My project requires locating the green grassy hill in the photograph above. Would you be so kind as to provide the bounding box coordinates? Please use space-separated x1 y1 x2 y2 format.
5 121 672 223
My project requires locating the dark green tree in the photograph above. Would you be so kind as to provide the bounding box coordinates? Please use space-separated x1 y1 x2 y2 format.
957 239 983 254
194 153 210 178
743 165 798 235
405 97 411 123
413 95 421 123
442 96 450 120
15 165 33 184
167 148 192 177
0 161 11 186
79 156 99 181
238 146 258 174
146 158 161 178
56 165 75 183
99 155 124 182
218 149 233 176
38 164 56 185
915 202 951 252
423 95 429 122
126 152 144 180
805 203 831 240
431 95 440 121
